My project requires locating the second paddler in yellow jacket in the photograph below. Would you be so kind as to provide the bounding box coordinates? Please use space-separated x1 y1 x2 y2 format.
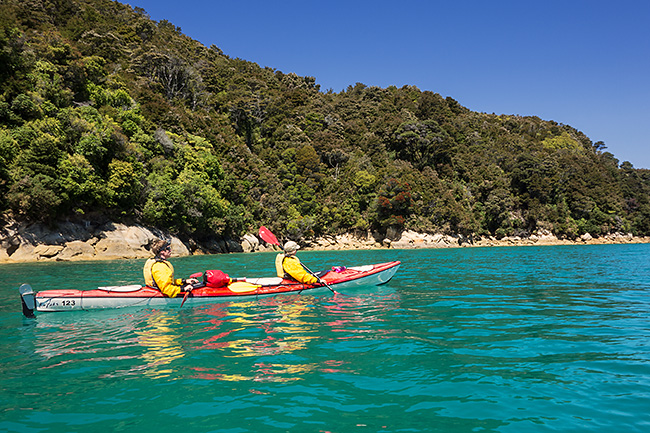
275 240 319 285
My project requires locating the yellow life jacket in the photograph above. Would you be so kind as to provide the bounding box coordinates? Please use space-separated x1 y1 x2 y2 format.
275 254 316 284
275 253 288 278
275 253 303 278
143 258 171 288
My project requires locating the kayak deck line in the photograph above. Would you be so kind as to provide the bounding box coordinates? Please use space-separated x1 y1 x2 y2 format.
19 261 400 316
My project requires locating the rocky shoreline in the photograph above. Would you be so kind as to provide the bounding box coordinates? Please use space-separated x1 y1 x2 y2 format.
1 219 648 264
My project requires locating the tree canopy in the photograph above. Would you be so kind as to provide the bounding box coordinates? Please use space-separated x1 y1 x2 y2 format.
1 0 649 244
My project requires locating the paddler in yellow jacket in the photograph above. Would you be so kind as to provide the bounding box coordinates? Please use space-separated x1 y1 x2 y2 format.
275 241 319 284
143 239 198 297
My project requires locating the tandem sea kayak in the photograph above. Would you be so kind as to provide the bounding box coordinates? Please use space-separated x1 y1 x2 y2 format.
19 261 400 316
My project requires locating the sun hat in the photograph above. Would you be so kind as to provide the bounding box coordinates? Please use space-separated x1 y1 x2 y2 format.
283 241 300 254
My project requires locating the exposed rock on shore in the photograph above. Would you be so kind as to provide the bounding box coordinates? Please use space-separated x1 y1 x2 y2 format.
302 229 649 251
0 220 648 264
368 229 648 249
1 220 227 263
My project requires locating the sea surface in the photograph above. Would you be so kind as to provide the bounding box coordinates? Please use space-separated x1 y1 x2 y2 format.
1 244 649 433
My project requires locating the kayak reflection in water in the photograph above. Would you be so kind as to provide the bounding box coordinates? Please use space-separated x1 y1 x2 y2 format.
274 241 325 285
143 239 198 297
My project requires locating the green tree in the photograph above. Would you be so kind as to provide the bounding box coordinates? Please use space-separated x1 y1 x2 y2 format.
58 154 105 213
391 120 453 170
106 159 142 209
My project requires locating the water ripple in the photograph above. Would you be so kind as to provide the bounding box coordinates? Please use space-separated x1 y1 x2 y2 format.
2 245 650 432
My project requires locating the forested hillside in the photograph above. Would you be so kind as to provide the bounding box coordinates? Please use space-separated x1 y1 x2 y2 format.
1 0 649 245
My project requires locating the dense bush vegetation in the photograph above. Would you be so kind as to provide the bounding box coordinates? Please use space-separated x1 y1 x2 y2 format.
1 0 649 243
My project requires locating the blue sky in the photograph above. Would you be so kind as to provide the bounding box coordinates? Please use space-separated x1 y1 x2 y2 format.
125 0 650 169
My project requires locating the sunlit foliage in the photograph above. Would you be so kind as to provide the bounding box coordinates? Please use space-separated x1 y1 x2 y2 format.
1 0 648 243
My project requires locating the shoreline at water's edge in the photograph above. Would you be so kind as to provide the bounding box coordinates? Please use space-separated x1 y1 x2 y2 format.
1 220 649 264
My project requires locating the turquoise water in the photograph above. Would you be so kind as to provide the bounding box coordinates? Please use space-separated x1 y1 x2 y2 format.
1 245 650 432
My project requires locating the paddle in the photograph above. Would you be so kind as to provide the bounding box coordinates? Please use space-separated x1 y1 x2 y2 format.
180 272 207 307
258 226 337 294
259 226 280 247
299 261 337 293
180 288 191 307
228 281 261 293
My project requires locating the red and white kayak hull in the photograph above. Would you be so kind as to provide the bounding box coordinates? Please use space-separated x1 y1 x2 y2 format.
21 261 400 314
